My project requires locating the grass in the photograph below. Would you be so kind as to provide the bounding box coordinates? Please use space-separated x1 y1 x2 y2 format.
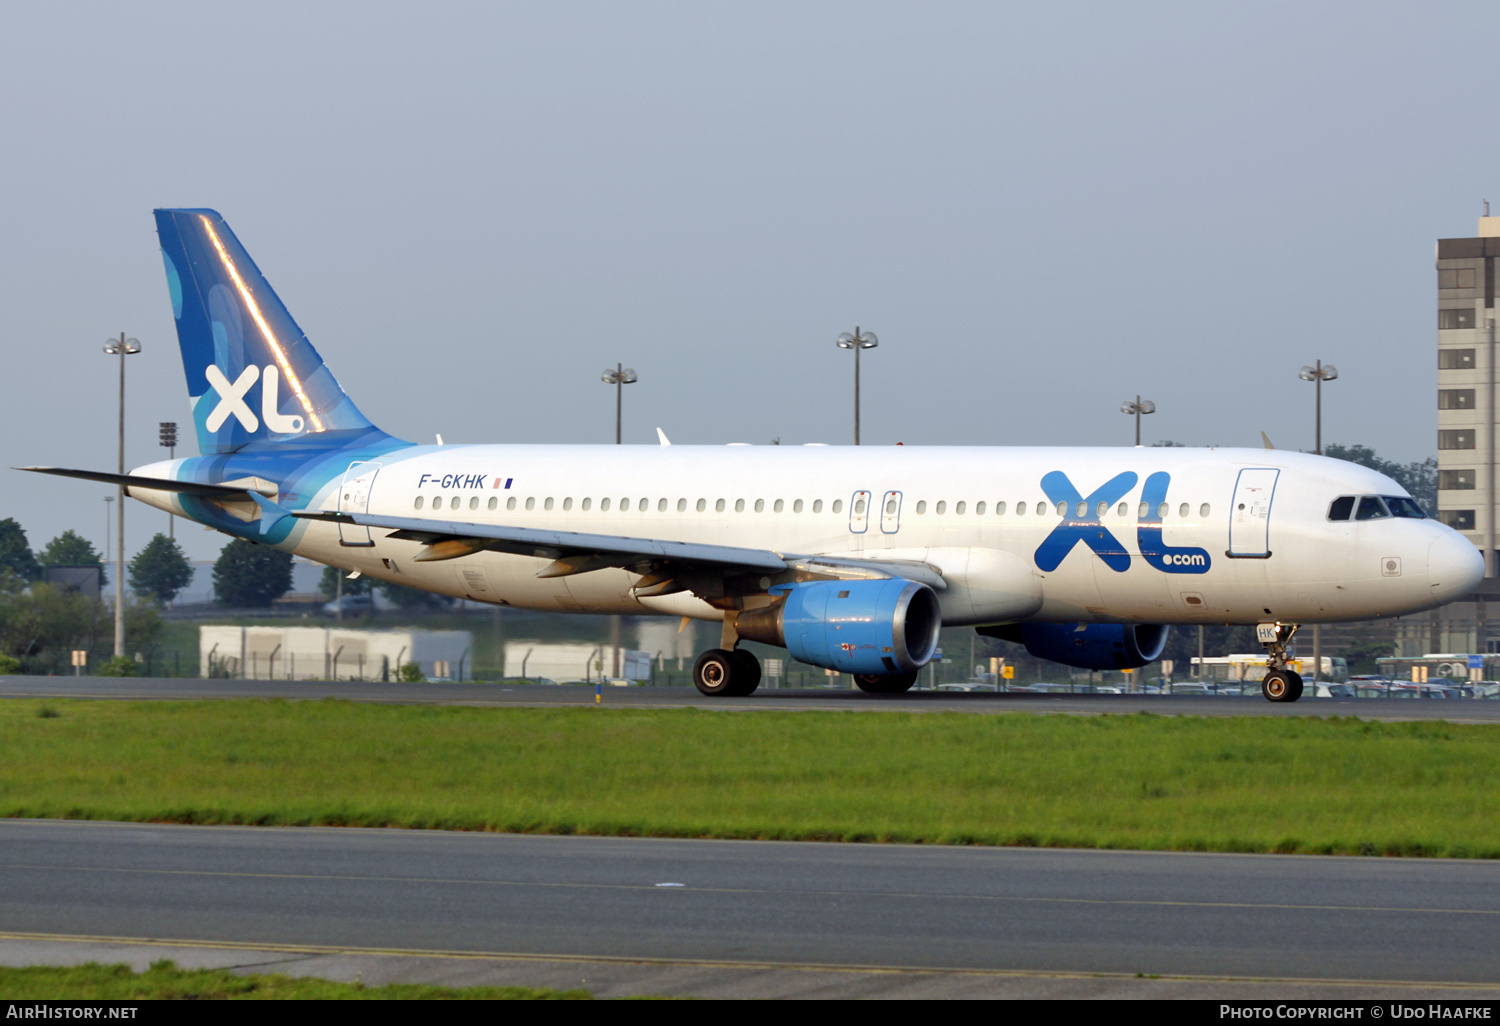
0 960 589 999
3 699 1499 856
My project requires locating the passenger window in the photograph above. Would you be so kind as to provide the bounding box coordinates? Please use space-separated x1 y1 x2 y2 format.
620 497 629 511
1056 502 1067 516
1199 503 1210 518
1016 502 1026 515
1076 502 1087 517
1097 502 1108 517
697 498 706 512
563 497 573 511
545 497 554 511
916 501 927 514
886 498 897 514
677 498 686 512
488 497 498 511
1355 496 1391 521
833 500 843 513
813 499 823 513
716 499 726 512
793 499 804 513
1328 496 1354 521
1158 503 1169 518
976 502 986 515
1117 502 1127 516
507 496 517 511
450 495 460 509
525 497 535 511
755 499 765 513
735 499 746 512
775 499 785 513
1179 503 1189 518
467 497 477 510
601 498 611 511
414 496 424 509
582 498 592 511
854 498 866 514
956 501 966 515
1139 502 1149 518
995 502 1006 515
936 501 947 514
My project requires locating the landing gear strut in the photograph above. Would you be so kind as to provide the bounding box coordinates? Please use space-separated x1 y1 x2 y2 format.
1257 622 1304 703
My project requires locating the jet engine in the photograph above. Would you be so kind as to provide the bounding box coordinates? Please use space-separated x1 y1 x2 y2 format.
978 622 1169 671
736 578 942 676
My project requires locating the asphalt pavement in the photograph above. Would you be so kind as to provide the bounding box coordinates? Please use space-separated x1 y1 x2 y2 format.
1 819 1497 998
4 675 1500 721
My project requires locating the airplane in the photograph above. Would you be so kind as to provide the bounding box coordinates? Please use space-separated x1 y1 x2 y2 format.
24 209 1486 701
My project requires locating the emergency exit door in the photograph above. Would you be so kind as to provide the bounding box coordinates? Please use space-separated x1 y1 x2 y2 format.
1227 468 1279 558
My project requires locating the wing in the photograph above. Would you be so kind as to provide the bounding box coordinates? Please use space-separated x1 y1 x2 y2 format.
292 510 947 595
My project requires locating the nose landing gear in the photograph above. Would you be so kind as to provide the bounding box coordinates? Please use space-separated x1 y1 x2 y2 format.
1257 622 1304 702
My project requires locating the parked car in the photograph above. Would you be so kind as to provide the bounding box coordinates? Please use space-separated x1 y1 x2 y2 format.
322 594 372 615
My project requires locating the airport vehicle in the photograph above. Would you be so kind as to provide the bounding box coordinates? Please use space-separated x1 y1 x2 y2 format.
25 210 1485 702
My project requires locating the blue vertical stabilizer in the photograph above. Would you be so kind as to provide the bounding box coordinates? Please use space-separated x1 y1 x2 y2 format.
154 209 390 454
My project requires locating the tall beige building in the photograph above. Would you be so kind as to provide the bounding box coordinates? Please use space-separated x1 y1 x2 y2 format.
1435 216 1500 578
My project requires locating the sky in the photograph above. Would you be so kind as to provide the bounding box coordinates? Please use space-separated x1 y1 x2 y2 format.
1 1 1497 562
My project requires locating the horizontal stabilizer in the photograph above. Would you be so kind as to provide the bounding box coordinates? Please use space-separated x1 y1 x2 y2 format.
17 466 277 498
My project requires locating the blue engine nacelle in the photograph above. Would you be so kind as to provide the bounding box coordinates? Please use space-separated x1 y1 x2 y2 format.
978 622 1170 670
736 578 942 676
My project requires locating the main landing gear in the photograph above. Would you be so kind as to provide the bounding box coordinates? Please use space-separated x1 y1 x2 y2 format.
693 648 761 696
1257 622 1304 703
853 671 919 694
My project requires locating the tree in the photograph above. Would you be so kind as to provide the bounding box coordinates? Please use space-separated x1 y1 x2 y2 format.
38 530 106 585
1323 444 1437 514
378 579 454 609
212 539 293 608
0 519 40 585
129 534 194 605
319 565 372 600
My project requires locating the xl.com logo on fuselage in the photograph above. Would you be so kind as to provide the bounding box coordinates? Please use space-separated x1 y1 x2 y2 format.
1033 470 1211 575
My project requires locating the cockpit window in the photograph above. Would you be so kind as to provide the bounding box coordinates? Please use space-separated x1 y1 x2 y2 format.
1328 496 1355 521
1355 496 1391 521
1382 496 1427 519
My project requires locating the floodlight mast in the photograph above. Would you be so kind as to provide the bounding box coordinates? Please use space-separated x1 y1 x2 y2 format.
1298 359 1338 685
600 364 638 445
836 327 878 444
1120 395 1156 446
101 333 140 660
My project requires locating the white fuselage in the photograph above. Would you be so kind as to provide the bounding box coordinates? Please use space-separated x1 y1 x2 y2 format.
132 444 1482 627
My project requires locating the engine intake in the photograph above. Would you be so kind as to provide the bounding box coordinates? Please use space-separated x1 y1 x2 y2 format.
978 622 1169 671
737 578 942 675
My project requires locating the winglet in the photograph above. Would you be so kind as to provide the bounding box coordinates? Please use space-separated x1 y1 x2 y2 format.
1261 432 1275 450
248 491 295 535
656 428 672 446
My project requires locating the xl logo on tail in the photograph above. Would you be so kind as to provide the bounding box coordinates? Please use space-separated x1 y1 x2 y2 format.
203 364 305 434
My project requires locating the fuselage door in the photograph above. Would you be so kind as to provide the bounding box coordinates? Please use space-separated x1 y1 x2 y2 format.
1227 468 1279 558
339 461 381 546
849 490 871 534
880 490 903 534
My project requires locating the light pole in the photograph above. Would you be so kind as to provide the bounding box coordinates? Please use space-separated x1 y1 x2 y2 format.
103 333 140 660
836 327 878 445
600 364 638 445
103 496 113 562
600 364 638 677
159 422 177 540
1120 396 1156 446
1300 361 1338 684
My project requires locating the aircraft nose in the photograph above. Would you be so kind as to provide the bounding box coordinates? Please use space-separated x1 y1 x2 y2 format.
1428 530 1485 604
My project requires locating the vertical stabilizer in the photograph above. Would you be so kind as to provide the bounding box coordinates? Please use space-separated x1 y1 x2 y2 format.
154 209 385 454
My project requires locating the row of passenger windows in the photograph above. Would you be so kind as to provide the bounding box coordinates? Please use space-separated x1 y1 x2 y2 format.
413 494 1213 519
1327 495 1427 521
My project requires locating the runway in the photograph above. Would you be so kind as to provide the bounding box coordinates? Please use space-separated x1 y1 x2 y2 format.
1 819 1497 998
4 675 1500 721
